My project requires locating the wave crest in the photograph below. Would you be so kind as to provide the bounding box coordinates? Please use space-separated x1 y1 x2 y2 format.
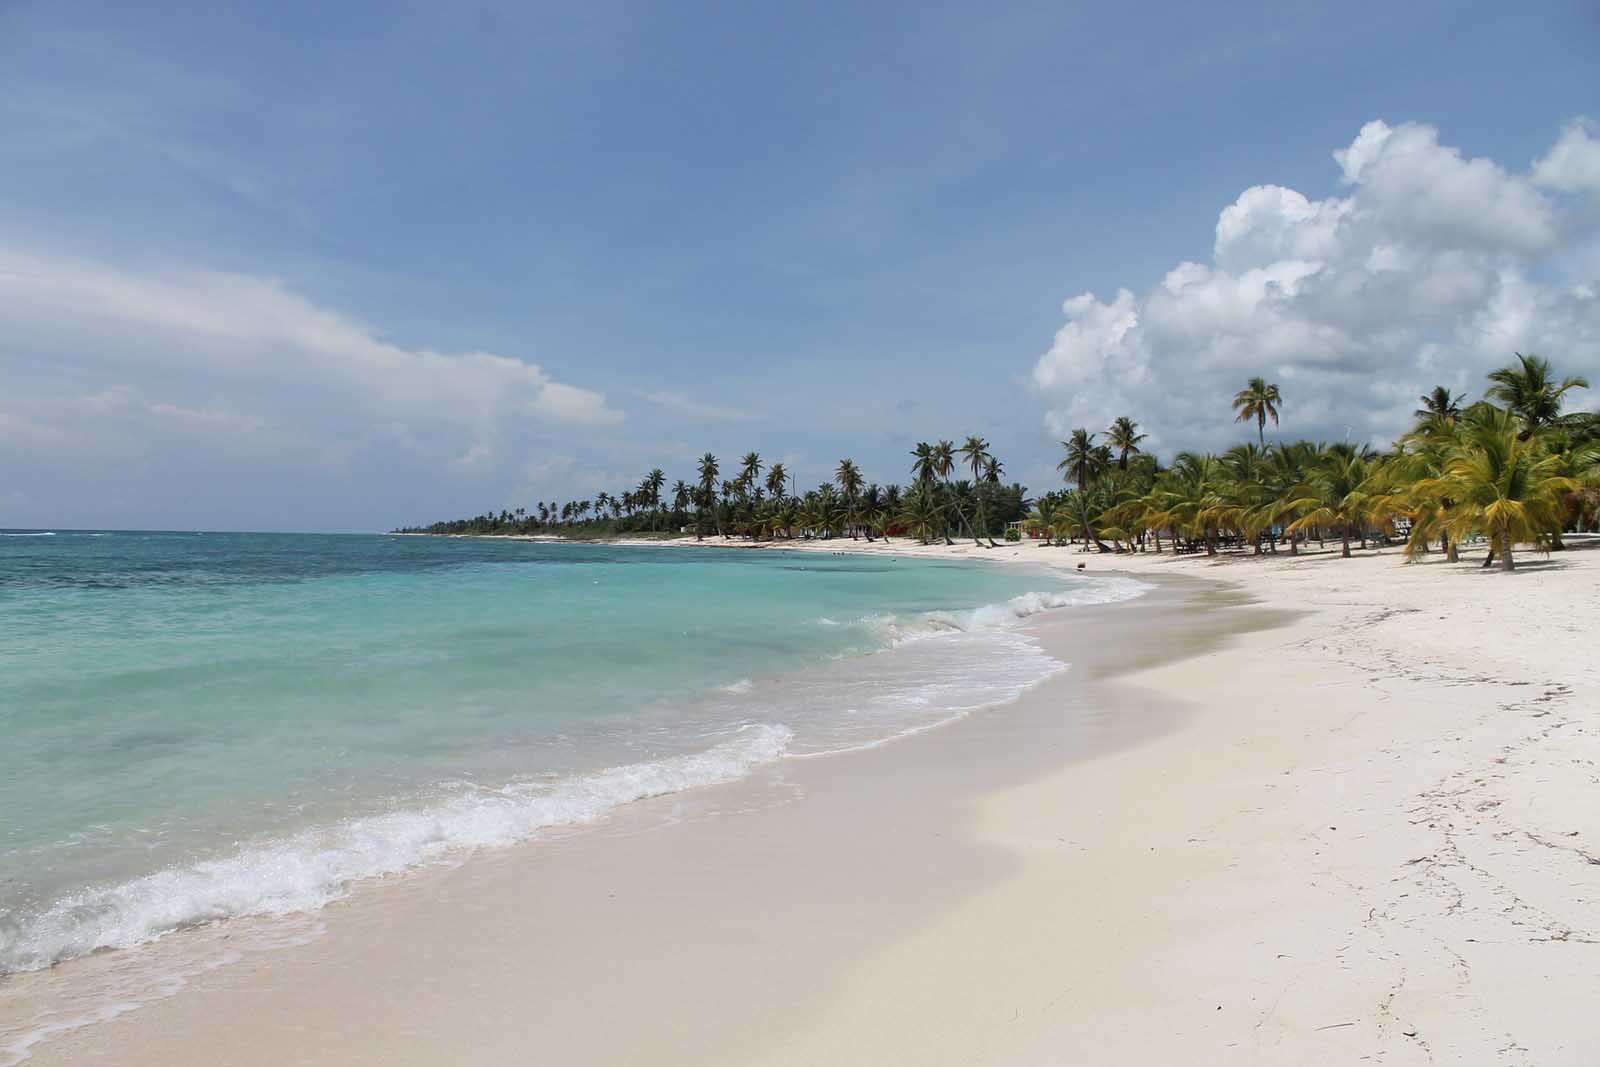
0 724 792 974
861 578 1148 644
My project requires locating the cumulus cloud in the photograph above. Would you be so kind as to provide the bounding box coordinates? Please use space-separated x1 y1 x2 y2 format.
1532 119 1600 194
1032 119 1600 452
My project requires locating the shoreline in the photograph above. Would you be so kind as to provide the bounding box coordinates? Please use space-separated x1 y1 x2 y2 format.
10 539 1600 1063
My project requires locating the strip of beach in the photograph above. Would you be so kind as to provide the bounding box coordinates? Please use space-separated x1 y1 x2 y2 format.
11 537 1598 1065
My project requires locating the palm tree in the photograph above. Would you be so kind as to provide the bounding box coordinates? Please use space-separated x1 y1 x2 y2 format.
1055 431 1112 548
910 442 939 487
1261 441 1316 555
695 453 720 539
1414 387 1465 423
740 452 764 493
881 484 903 541
835 459 863 536
1486 353 1589 436
1232 376 1283 447
1219 442 1274 552
958 436 995 545
1057 429 1107 491
1026 497 1060 546
1285 448 1380 558
1426 408 1579 571
765 463 788 502
1153 451 1227 556
645 469 666 511
835 458 863 500
931 442 960 544
1107 417 1147 470
900 483 943 545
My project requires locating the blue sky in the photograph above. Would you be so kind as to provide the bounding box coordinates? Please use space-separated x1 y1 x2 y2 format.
2 1 1597 531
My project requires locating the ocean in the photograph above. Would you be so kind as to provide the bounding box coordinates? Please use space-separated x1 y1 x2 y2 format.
0 531 1143 977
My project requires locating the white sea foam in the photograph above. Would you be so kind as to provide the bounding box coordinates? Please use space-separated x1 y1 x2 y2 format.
717 678 755 694
0 724 792 975
863 576 1148 645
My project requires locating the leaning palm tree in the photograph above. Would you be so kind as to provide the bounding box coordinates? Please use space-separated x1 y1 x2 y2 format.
1107 417 1147 470
1426 409 1580 571
958 436 995 545
1232 376 1283 447
1485 353 1589 436
1056 432 1112 549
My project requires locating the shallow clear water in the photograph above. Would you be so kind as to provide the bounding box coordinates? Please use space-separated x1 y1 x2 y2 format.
0 531 1142 974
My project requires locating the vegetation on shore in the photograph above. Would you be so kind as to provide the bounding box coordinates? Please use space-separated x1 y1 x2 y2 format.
397 355 1599 572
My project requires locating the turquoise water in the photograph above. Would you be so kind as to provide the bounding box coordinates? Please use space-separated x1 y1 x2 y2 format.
0 531 1141 975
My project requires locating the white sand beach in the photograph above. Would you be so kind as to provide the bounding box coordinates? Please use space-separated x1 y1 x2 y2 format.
12 537 1599 1065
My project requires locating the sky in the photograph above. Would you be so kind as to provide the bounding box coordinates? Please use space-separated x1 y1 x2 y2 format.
1 0 1597 532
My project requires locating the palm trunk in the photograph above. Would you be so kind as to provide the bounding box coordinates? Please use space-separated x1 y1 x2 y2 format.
1205 528 1217 557
1445 535 1458 563
1340 527 1351 558
1498 530 1515 572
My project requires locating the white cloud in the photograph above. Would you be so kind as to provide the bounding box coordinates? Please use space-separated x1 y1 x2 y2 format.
1532 118 1600 194
0 249 628 528
0 249 623 437
1032 119 1600 452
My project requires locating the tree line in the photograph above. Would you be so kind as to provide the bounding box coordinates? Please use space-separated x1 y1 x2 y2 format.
397 354 1598 572
399 437 1031 546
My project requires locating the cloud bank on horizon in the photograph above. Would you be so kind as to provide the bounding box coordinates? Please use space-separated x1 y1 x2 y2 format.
1032 119 1600 452
0 250 628 527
